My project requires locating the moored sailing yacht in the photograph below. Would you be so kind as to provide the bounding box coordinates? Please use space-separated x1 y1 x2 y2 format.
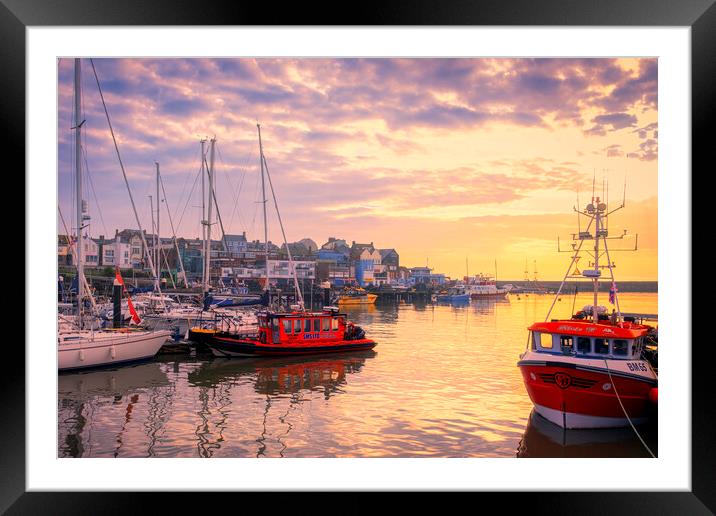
517 194 657 429
58 58 170 371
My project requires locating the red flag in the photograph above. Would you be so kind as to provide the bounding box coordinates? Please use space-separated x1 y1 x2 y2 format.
609 282 617 305
115 268 141 324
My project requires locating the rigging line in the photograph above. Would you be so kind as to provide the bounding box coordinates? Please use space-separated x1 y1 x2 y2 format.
603 360 656 458
216 144 241 234
235 153 252 233
89 58 162 300
223 150 250 237
58 206 97 311
217 143 251 233
175 165 202 234
172 146 201 224
81 142 109 238
261 152 304 308
158 169 189 288
206 141 229 251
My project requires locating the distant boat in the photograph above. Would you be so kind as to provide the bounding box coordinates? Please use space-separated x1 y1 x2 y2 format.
466 273 511 299
436 285 470 303
335 287 378 305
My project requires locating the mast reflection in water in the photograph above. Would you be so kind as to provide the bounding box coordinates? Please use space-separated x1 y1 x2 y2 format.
58 293 657 458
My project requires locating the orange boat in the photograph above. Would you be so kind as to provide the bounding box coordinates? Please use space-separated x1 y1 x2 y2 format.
206 307 377 357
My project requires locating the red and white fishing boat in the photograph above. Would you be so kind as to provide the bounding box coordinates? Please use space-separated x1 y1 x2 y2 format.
466 273 511 299
517 194 658 429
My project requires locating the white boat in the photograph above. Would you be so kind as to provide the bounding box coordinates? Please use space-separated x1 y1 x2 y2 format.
58 58 171 371
59 329 172 371
466 273 511 299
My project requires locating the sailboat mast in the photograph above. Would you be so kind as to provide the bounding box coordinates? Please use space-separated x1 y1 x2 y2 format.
204 137 216 295
156 161 160 285
200 138 207 292
74 58 84 323
257 124 269 293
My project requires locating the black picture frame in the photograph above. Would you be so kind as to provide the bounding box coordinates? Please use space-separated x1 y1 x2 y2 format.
8 0 708 512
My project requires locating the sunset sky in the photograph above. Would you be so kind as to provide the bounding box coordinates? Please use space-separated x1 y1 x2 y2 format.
57 58 657 280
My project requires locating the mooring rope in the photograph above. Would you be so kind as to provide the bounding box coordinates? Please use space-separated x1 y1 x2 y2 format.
603 360 656 458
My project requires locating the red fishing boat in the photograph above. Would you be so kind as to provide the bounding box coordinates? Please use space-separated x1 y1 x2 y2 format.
206 307 376 357
517 194 658 429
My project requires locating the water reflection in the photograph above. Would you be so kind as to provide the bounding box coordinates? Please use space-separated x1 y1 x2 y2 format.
516 410 658 458
58 362 171 458
57 294 657 458
188 352 376 395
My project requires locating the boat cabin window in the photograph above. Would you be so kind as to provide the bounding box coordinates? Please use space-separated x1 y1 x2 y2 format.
313 318 320 332
332 317 340 331
632 337 642 357
293 319 302 333
532 332 552 350
304 319 311 332
271 318 280 332
283 319 292 334
322 318 330 332
559 335 574 354
612 339 629 356
594 338 609 354
577 337 591 354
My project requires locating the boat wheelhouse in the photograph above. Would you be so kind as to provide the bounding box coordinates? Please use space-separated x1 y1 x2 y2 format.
518 317 656 428
517 192 658 429
206 307 376 357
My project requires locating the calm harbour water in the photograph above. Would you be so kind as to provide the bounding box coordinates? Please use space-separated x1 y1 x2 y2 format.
58 292 658 458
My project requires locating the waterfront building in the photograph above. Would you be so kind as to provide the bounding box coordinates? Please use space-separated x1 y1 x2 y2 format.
224 232 248 256
408 266 432 284
317 240 355 286
321 237 350 253
221 259 315 286
355 248 382 286
115 229 149 269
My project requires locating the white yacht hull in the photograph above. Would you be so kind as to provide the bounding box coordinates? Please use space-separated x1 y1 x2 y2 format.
58 330 172 371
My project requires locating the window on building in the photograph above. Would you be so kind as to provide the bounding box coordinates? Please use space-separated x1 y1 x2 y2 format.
560 335 574 354
322 318 330 332
577 337 591 354
612 339 628 356
594 338 609 354
283 319 292 334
